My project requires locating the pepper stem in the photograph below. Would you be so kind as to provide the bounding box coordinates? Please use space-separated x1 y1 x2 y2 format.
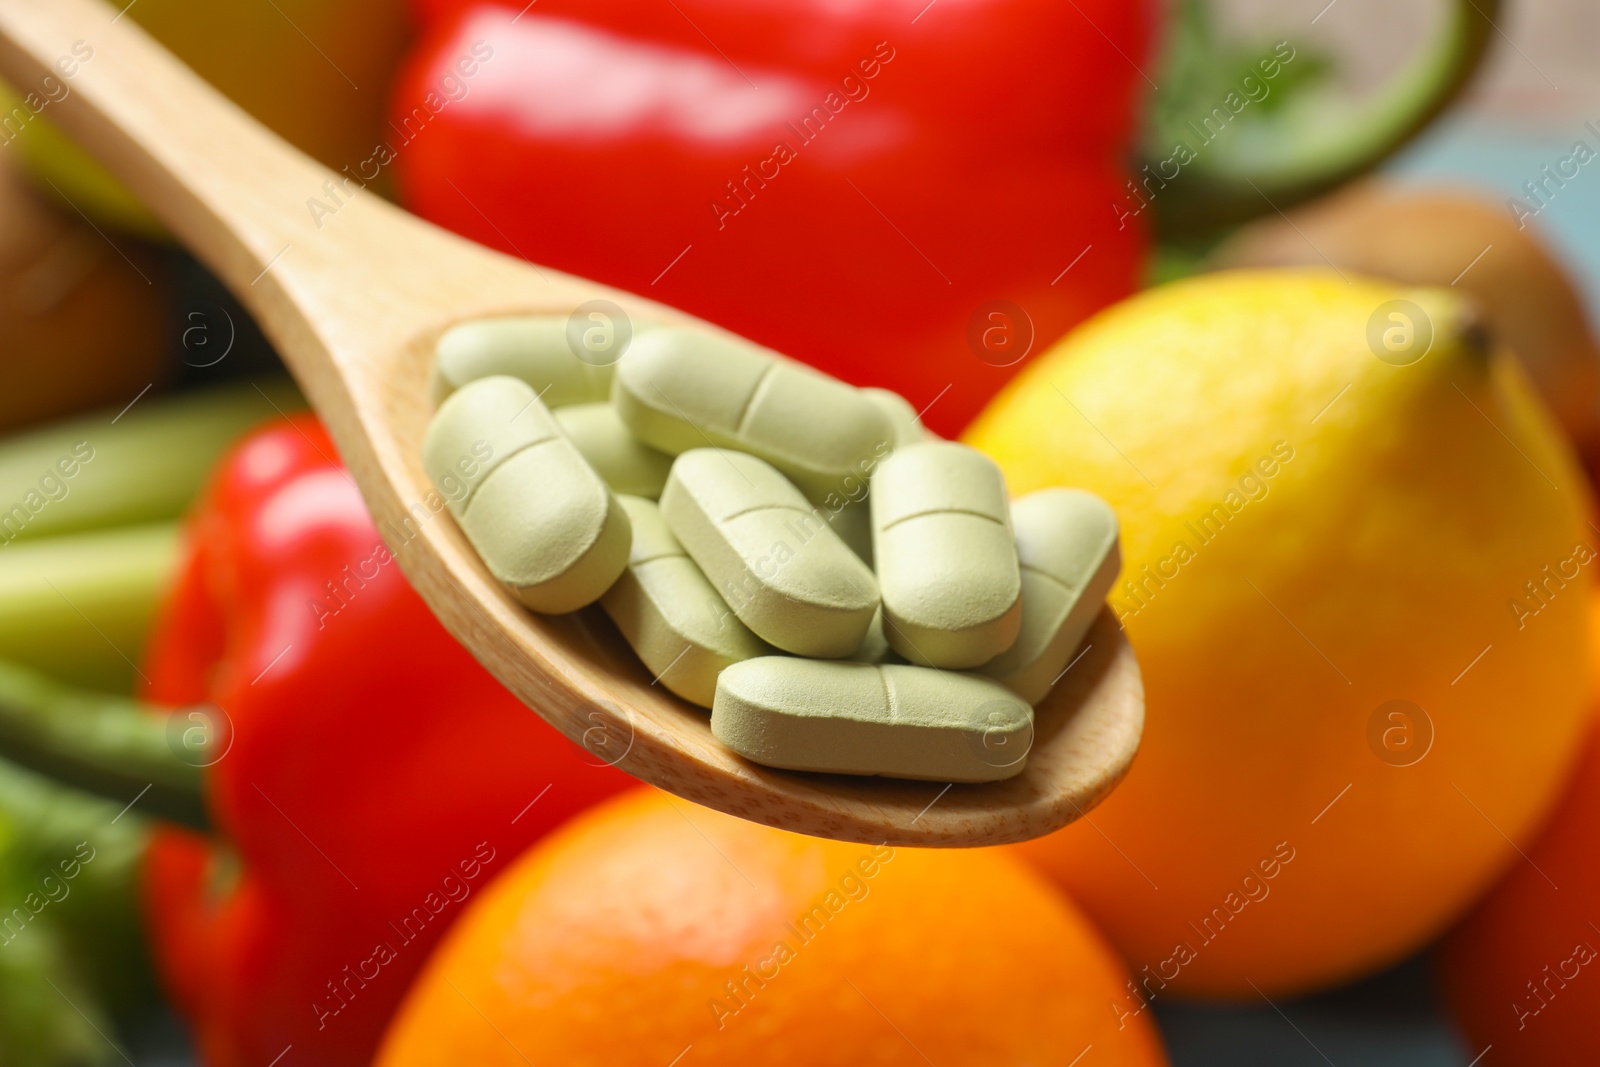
0 660 209 832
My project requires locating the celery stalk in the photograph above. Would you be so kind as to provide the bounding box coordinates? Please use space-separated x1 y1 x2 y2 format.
0 660 206 831
0 523 181 692
0 378 303 544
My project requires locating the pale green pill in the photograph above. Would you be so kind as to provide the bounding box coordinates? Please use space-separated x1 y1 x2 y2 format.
423 376 631 614
600 496 769 708
871 441 1022 669
862 387 933 447
978 489 1120 703
554 402 673 499
613 327 894 503
712 658 1033 782
660 449 879 658
431 315 617 407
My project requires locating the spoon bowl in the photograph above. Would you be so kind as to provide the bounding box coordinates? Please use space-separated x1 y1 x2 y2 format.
0 0 1143 845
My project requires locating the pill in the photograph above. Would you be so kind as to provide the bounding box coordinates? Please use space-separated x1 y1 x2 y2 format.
613 326 895 502
871 441 1022 668
554 402 673 499
659 448 879 658
978 489 1120 704
600 496 769 707
712 658 1033 782
431 315 619 407
423 376 631 613
862 387 933 447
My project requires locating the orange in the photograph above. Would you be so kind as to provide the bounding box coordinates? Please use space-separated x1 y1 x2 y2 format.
375 789 1169 1067
1438 596 1600 1066
965 271 1594 997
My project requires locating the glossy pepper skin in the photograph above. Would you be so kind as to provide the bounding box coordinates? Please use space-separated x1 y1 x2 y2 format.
390 0 1152 436
140 417 632 1067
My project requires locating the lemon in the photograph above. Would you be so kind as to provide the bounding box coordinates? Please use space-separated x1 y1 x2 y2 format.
967 269 1594 997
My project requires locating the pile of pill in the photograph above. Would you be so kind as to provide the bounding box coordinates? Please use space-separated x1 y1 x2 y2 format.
422 315 1120 783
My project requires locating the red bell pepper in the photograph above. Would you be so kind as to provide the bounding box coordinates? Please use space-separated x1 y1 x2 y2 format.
139 417 631 1067
389 0 1152 436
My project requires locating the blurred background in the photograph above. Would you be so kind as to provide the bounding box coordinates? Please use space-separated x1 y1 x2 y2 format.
3 0 1599 1064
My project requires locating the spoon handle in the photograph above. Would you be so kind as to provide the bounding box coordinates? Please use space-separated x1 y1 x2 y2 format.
0 0 1150 848
0 0 592 377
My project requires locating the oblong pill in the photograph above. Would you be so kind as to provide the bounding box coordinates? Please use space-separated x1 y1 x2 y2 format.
871 441 1022 668
554 402 673 499
659 449 879 658
432 315 618 407
613 327 894 502
979 489 1121 704
712 658 1033 782
601 496 768 707
423 376 630 613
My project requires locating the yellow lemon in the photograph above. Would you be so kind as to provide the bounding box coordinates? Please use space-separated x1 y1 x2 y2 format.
965 269 1594 998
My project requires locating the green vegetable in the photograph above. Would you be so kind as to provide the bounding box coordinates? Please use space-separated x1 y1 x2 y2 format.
0 756 155 1067
0 660 206 833
0 923 119 1067
1145 0 1498 236
0 378 302 545
0 523 180 693
0 381 284 1063
1143 0 1334 156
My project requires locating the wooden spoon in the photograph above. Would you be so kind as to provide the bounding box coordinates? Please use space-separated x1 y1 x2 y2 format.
0 0 1142 846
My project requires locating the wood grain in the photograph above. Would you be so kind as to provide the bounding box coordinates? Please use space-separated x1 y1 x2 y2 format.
0 0 1144 845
